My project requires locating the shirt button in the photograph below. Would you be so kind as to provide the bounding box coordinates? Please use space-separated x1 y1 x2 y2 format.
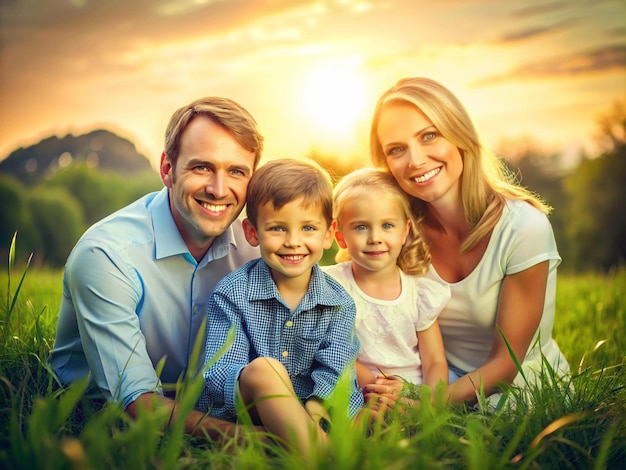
282 351 289 358
285 320 293 327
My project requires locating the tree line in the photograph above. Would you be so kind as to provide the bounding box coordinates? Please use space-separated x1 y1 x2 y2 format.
1 102 624 271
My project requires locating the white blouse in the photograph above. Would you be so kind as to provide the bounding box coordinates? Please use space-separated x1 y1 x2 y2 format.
324 262 450 384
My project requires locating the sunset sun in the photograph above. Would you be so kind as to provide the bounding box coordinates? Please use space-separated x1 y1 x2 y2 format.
299 61 368 137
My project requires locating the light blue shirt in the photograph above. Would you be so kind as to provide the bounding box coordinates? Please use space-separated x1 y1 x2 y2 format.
51 188 259 409
198 259 364 421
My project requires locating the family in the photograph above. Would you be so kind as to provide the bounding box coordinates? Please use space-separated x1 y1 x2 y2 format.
50 77 570 454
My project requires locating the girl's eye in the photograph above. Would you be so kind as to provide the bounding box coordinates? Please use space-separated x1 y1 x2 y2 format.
355 224 367 231
303 225 315 232
382 223 393 230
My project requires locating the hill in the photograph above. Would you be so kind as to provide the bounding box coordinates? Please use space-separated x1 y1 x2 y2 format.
0 129 154 186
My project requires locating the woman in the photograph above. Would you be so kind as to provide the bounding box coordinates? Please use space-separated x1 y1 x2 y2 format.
365 77 569 407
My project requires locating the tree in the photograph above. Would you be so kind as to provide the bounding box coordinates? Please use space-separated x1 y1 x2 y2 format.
26 188 84 267
564 100 626 271
0 176 37 262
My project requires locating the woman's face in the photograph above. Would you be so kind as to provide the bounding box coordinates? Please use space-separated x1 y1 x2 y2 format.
376 101 463 207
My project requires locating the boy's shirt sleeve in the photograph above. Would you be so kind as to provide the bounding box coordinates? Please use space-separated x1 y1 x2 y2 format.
199 287 250 422
309 297 364 418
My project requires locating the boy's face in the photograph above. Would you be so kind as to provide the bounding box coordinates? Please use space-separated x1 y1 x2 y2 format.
243 197 333 285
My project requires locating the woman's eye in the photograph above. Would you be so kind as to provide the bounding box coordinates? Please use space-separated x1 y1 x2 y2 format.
423 132 437 142
385 146 404 157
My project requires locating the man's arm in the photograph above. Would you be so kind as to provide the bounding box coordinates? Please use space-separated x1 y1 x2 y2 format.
126 393 241 440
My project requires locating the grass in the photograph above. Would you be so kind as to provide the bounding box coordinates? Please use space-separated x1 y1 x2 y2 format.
0 239 625 469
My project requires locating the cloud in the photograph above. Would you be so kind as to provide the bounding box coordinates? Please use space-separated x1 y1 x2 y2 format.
498 19 576 43
475 44 626 85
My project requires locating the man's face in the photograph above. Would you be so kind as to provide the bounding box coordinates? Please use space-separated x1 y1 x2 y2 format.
160 115 255 260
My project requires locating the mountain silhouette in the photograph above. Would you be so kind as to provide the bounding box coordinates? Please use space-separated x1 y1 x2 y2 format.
0 129 153 186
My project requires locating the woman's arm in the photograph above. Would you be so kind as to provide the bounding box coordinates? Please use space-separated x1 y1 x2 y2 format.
417 320 448 390
446 261 549 404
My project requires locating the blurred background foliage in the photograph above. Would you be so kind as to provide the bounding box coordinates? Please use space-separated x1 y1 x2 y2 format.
1 101 625 272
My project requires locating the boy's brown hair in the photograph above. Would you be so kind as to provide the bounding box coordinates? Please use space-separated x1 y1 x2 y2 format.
245 158 333 227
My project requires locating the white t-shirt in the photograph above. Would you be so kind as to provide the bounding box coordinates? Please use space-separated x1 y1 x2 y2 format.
428 199 570 388
324 262 451 384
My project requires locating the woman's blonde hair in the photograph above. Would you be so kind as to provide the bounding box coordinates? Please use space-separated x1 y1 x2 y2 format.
369 77 550 253
333 168 431 275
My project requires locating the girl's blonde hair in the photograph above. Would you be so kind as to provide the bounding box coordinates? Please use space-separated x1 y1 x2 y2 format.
333 168 431 275
369 77 550 253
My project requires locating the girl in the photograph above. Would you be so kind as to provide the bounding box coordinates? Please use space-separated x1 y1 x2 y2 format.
324 168 450 396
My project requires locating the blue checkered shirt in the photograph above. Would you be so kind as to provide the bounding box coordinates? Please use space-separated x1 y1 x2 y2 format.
198 259 363 421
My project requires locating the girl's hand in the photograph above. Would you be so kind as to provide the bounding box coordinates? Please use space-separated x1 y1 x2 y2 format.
362 376 404 396
362 377 403 417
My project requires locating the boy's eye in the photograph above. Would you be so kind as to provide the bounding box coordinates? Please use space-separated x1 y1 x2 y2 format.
269 226 286 232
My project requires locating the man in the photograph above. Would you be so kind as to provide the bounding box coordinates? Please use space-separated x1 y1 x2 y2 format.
51 97 264 438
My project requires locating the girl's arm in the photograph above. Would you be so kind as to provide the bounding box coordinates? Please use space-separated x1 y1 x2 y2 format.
356 361 376 388
445 261 549 405
417 320 448 390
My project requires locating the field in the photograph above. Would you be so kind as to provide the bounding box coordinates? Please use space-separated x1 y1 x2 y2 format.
1 258 625 469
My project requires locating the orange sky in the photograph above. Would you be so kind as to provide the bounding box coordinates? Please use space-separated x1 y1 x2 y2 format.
1 0 625 171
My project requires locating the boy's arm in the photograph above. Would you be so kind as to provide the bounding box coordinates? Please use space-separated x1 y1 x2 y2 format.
310 300 364 417
199 290 252 420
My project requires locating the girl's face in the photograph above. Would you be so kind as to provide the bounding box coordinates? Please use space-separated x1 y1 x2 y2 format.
376 101 463 208
335 191 410 275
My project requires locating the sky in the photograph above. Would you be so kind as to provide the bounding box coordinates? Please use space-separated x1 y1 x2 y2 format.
1 0 625 171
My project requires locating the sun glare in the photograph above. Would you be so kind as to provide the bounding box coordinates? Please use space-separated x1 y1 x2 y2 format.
300 61 368 138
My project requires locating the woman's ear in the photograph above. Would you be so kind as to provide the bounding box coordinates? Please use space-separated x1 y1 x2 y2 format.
242 218 260 247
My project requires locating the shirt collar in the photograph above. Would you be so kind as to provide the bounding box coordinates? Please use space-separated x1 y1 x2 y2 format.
151 188 239 263
249 260 345 309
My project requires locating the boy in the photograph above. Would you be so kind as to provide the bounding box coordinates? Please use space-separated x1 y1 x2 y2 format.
198 158 363 455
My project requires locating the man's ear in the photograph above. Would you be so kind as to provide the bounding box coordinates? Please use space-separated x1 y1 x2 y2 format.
333 220 348 249
242 218 260 247
160 152 173 188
